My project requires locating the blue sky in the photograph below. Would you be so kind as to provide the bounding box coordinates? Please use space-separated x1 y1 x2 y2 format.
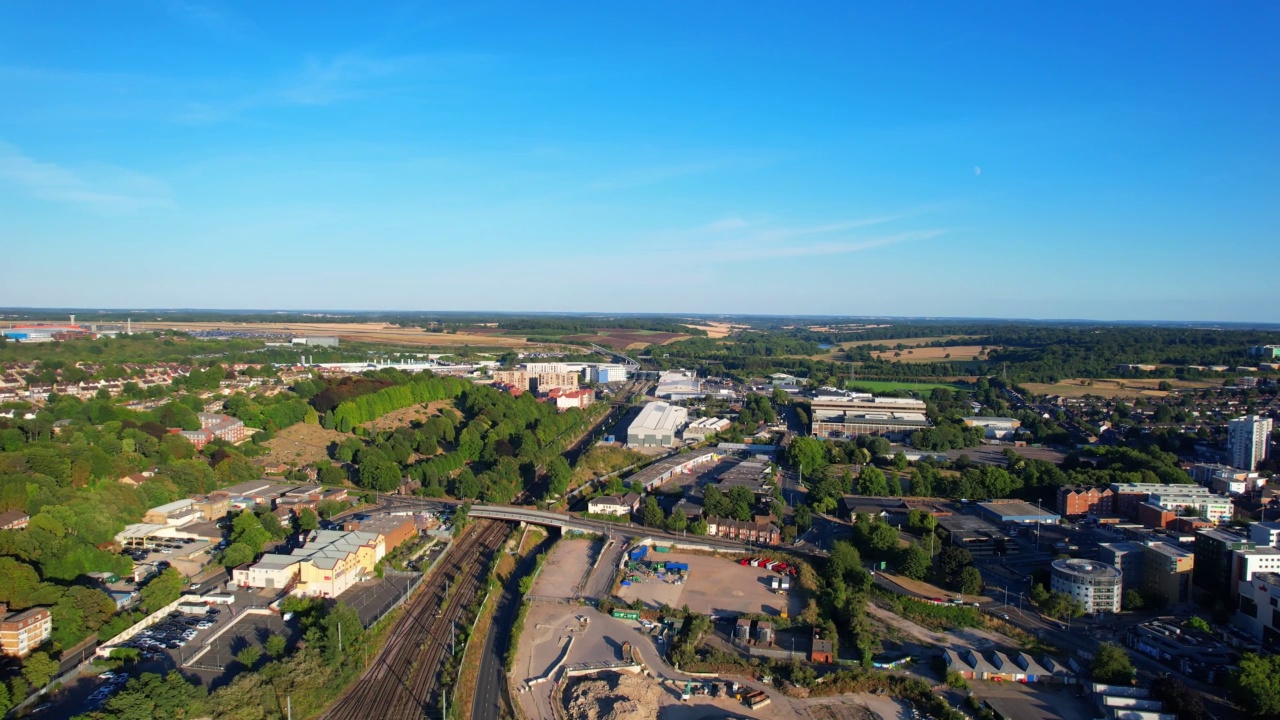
1 2 1277 321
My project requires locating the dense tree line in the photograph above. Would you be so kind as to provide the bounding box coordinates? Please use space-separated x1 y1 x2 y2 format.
335 383 606 501
327 374 469 431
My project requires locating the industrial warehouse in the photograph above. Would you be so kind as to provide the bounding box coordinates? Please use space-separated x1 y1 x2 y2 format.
808 391 931 439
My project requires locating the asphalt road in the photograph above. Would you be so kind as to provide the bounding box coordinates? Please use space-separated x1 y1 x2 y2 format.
471 536 554 720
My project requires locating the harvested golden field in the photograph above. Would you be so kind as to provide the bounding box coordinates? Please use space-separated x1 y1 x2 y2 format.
260 422 347 468
360 398 457 432
133 321 540 347
1023 377 1221 399
870 344 990 363
681 321 749 338
563 329 691 350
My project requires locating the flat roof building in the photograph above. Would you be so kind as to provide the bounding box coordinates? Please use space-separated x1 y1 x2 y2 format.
962 416 1022 439
143 499 203 527
0 605 52 657
809 394 930 440
977 500 1061 525
1051 559 1122 614
627 449 720 492
1229 415 1273 472
627 401 689 448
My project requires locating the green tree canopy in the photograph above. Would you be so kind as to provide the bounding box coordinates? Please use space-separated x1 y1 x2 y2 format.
1090 642 1135 685
642 496 665 527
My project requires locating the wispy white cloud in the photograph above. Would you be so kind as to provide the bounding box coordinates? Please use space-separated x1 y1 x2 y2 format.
0 142 170 212
624 212 947 263
730 229 946 260
176 50 492 123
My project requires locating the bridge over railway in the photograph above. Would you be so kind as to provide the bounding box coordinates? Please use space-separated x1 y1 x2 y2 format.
376 494 769 553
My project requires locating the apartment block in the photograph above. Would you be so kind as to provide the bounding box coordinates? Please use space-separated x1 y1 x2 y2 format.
1057 485 1114 519
0 605 52 657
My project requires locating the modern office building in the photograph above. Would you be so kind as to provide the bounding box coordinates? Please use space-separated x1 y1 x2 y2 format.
1050 559 1122 614
1229 415 1273 471
1251 521 1280 548
1231 547 1280 599
627 401 689 447
1236 572 1280 647
1146 489 1234 525
1194 528 1255 593
524 363 571 375
1099 542 1145 592
1141 541 1195 604
585 364 630 383
1110 483 1232 523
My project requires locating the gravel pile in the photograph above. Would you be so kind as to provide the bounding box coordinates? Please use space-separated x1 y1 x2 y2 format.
562 671 662 720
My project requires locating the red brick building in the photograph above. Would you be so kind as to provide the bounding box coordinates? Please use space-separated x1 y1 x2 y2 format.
1137 502 1177 530
1057 485 1113 519
706 516 780 545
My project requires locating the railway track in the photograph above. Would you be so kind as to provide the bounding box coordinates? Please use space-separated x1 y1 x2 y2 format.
322 520 510 720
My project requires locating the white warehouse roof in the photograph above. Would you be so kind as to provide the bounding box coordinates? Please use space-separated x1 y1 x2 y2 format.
630 402 689 434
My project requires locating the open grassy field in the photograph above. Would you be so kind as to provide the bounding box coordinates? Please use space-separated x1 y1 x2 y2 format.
845 379 967 393
870 344 989 363
814 334 984 360
1022 377 1221 399
562 328 691 350
360 398 457 432
133 321 539 347
260 422 347 468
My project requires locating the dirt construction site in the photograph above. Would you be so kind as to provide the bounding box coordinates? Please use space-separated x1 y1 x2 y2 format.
528 537 600 600
615 552 803 618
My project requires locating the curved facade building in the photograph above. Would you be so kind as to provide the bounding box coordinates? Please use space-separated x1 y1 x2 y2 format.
1051 558 1122 614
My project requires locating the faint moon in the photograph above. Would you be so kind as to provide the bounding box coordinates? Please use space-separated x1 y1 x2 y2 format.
974 166 982 176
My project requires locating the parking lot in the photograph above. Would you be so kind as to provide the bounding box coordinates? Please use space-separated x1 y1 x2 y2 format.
185 612 294 685
339 573 420 628
74 605 233 713
122 536 217 578
615 553 802 618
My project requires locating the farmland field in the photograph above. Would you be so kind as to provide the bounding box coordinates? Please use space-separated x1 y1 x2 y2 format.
562 329 691 349
133 321 540 347
681 321 748 338
870 344 989 363
1022 377 1221 399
